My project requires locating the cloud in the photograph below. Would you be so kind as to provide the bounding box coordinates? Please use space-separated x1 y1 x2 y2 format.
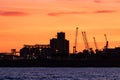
93 0 102 3
0 10 28 16
114 0 120 3
93 10 116 13
47 10 116 16
48 11 87 16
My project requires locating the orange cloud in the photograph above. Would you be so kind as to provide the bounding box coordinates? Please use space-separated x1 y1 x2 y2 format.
48 11 87 16
94 10 116 13
93 0 102 3
0 10 28 16
48 10 116 16
114 0 120 3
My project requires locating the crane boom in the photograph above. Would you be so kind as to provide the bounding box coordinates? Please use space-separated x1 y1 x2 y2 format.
84 32 89 50
82 31 89 50
104 34 108 49
104 34 107 42
73 27 78 54
93 37 98 49
82 32 87 49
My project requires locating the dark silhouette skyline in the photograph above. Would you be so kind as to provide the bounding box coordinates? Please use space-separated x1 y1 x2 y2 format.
0 32 120 67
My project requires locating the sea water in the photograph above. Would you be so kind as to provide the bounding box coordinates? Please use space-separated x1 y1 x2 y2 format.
0 68 120 80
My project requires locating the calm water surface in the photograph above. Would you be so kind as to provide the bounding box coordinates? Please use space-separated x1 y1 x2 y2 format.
0 68 120 80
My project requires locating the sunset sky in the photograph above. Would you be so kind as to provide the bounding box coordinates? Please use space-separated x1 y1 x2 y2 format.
0 0 120 52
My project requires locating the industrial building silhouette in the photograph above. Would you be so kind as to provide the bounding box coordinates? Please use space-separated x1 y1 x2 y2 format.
50 32 69 56
20 32 69 59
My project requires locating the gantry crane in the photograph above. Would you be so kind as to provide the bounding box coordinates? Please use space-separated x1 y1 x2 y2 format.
73 27 78 54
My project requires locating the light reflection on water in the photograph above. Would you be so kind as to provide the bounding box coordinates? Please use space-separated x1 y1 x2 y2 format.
0 68 120 80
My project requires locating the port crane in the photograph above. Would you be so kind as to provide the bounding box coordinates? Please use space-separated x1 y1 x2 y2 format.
73 27 78 54
93 37 98 50
104 34 108 49
82 32 89 50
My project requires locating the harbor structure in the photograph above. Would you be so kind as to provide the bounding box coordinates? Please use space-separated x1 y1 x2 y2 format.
50 32 69 56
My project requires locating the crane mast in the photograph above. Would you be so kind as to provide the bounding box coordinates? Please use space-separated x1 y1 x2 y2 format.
73 27 78 54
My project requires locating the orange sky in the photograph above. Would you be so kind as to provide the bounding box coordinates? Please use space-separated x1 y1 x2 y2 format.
0 0 120 52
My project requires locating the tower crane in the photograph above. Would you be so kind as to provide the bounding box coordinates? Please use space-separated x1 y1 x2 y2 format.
73 27 78 54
